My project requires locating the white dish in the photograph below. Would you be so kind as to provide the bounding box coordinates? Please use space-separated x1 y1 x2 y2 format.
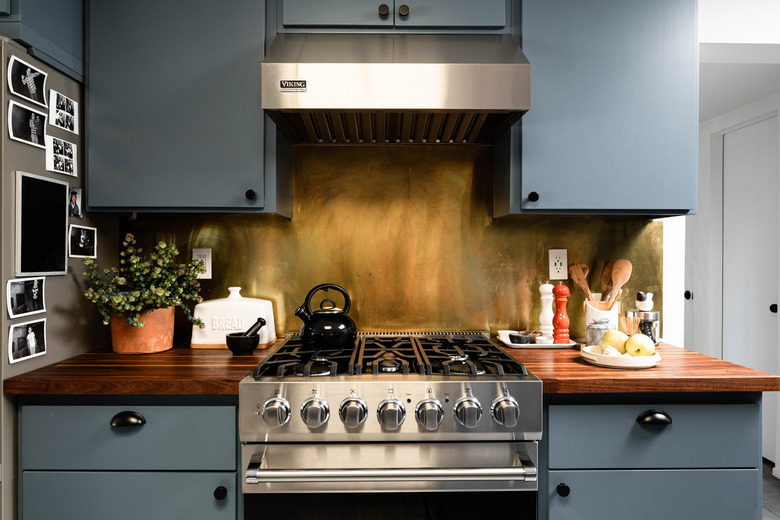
497 336 578 349
581 345 661 369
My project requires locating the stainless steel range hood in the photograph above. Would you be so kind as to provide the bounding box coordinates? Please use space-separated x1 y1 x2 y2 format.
262 33 530 145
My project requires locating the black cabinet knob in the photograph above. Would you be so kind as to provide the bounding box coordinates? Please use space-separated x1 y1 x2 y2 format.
636 409 672 426
556 483 571 497
378 4 389 16
398 4 410 16
684 290 693 300
528 191 540 202
771 304 778 313
245 189 257 200
110 411 146 428
213 486 228 501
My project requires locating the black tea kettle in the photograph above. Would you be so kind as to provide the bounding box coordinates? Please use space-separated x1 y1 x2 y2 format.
295 283 357 352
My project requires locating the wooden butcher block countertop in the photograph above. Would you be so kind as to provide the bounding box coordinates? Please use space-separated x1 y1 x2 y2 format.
4 343 780 396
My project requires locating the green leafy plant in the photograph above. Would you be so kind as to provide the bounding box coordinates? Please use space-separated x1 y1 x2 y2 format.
83 233 206 328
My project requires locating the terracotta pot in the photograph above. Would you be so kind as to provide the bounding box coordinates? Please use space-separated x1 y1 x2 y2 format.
110 307 175 354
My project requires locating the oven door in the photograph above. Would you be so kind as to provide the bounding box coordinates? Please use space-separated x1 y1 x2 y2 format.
242 441 537 494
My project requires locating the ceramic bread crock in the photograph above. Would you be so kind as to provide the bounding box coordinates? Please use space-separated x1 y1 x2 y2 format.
191 287 276 349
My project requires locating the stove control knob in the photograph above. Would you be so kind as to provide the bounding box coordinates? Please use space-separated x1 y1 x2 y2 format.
454 397 483 428
301 397 330 429
261 397 291 428
491 396 520 428
377 398 406 430
339 397 368 428
415 398 444 431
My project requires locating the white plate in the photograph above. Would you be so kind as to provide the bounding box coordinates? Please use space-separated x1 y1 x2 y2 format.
497 336 578 349
581 345 661 369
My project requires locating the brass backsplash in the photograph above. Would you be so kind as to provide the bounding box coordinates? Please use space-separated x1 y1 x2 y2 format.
128 145 663 340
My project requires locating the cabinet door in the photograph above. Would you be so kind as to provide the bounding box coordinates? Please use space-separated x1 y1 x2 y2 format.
548 469 760 520
514 0 697 214
283 0 395 27
0 0 83 81
87 1 267 211
21 405 236 471
394 0 506 29
22 471 236 520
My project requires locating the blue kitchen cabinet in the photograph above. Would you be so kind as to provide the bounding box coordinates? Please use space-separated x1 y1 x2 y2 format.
547 469 760 520
86 0 291 215
19 402 239 520
281 0 507 30
0 0 83 81
540 399 763 519
493 0 698 216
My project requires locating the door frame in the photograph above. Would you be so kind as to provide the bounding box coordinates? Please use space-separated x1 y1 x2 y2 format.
688 91 780 467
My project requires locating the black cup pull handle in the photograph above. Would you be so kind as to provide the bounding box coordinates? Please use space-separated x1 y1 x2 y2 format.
636 409 672 426
110 411 146 428
528 191 540 202
556 483 570 497
213 486 228 501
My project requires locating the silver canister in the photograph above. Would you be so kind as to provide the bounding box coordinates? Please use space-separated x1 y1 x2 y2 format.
585 317 614 346
625 310 660 344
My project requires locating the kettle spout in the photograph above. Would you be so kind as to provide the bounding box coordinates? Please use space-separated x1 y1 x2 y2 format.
294 304 312 323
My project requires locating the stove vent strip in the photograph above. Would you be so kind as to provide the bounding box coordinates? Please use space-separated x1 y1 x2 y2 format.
357 331 488 338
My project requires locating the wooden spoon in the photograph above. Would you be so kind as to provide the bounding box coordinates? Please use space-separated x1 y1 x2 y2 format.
607 259 632 310
568 264 593 301
600 261 614 301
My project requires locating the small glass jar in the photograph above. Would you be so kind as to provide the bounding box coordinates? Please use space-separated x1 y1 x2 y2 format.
625 311 660 344
585 317 614 346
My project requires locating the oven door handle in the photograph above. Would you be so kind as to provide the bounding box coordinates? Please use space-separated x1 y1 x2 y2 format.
246 453 536 484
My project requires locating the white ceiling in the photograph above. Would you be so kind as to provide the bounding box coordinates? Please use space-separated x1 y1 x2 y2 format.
698 1 780 122
699 44 780 122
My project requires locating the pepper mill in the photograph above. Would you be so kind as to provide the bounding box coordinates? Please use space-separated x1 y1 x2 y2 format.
552 282 570 344
538 282 555 341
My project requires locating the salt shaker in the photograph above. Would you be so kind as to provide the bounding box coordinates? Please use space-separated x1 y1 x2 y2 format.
537 282 554 344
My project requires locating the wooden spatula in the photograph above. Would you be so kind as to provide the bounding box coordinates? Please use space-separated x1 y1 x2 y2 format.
600 260 614 301
568 264 593 301
607 259 632 310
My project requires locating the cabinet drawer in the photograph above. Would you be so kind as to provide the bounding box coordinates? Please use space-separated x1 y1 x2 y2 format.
547 404 759 469
21 405 235 470
22 471 236 520
548 469 760 520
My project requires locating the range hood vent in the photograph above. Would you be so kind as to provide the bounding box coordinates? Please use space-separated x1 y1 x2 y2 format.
262 33 530 145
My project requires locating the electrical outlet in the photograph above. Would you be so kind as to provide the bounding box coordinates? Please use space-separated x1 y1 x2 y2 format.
548 249 568 280
192 248 212 279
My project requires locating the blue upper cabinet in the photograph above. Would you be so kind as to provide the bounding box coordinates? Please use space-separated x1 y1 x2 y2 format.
0 0 84 81
494 0 698 216
87 0 291 215
282 0 507 30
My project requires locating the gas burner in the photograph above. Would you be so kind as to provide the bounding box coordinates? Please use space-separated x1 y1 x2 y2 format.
293 361 333 377
441 355 486 376
377 353 402 373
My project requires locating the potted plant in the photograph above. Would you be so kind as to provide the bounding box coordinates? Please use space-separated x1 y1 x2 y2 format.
83 233 205 354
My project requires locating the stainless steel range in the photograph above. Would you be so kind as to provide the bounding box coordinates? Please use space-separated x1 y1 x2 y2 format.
239 332 542 498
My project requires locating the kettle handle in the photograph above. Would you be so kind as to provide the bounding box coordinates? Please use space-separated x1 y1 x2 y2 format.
304 283 352 314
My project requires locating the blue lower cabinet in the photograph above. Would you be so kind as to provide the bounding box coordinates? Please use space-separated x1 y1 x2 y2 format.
548 469 760 520
19 403 239 520
22 471 236 520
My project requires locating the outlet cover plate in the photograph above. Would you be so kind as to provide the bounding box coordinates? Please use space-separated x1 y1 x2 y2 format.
193 248 212 279
549 249 567 280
